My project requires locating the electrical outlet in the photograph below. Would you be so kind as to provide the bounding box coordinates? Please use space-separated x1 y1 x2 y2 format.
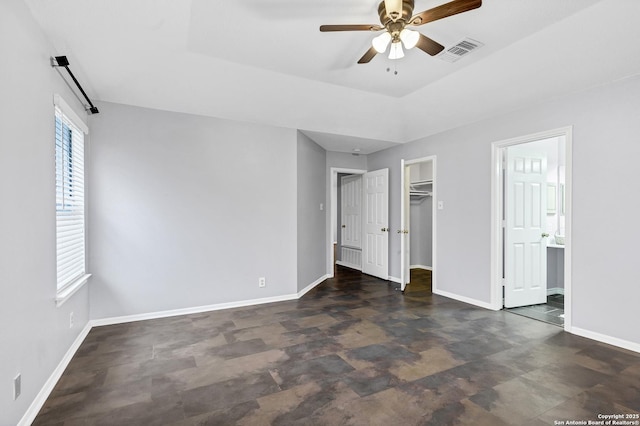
258 277 266 288
69 311 74 328
13 374 21 400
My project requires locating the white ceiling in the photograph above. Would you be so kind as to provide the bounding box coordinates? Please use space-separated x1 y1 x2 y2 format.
24 0 640 153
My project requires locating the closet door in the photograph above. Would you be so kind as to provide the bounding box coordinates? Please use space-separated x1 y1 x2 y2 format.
400 161 410 290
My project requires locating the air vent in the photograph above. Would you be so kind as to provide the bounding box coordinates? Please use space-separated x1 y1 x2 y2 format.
438 38 484 62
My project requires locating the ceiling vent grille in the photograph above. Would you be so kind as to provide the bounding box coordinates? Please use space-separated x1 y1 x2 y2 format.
438 38 484 62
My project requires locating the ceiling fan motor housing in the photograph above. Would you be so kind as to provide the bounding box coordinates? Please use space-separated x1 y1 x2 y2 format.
378 0 415 25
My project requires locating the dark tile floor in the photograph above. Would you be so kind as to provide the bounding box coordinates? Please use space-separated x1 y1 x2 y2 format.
507 294 565 327
34 267 640 425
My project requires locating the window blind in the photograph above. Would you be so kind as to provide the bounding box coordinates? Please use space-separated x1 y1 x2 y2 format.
55 104 86 291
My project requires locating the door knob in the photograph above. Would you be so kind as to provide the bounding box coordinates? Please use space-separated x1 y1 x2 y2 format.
541 233 549 238
381 227 388 232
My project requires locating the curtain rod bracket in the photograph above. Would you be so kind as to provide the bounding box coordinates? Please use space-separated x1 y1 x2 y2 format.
51 55 99 115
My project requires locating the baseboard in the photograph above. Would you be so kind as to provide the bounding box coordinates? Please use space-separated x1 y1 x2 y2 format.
570 327 640 354
335 260 362 271
388 276 401 284
91 293 302 327
547 287 565 296
19 277 332 422
91 275 333 328
433 288 498 311
18 322 93 426
410 265 432 271
298 274 330 298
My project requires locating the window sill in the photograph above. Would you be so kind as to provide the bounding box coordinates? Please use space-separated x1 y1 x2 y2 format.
56 274 91 307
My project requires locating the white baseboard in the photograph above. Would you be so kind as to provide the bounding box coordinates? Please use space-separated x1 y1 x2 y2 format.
570 327 640 354
19 273 333 424
433 288 498 311
410 265 432 271
335 260 362 271
547 287 565 296
91 293 301 327
18 322 93 426
94 275 330 329
298 274 330 298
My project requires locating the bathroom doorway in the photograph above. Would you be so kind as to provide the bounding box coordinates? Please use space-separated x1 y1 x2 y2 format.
491 128 572 330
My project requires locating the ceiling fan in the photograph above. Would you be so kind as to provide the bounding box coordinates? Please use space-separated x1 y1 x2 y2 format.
320 0 481 63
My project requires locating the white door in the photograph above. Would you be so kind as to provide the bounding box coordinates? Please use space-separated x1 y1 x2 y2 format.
504 145 548 308
362 168 389 279
400 161 411 290
340 174 362 249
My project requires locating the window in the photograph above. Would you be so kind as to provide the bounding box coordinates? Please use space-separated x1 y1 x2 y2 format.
54 95 90 304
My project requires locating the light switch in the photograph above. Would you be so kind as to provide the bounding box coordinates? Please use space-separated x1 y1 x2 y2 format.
320 203 324 211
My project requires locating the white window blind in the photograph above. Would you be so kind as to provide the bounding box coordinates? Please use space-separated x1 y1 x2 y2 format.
55 101 87 292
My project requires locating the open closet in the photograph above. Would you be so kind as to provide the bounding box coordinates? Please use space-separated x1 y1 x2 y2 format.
401 157 435 292
408 161 433 272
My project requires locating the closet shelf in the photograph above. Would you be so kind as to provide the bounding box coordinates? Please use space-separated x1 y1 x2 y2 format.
409 179 432 200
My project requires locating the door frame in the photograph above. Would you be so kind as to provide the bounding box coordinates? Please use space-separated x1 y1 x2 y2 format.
401 156 437 292
490 127 573 332
328 167 367 278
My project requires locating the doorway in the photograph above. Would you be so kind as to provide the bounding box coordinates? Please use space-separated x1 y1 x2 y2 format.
330 168 366 277
336 173 363 271
491 127 572 331
329 167 390 281
400 156 437 293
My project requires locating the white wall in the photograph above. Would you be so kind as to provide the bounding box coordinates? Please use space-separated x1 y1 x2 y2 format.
0 1 91 424
368 74 640 347
297 132 327 291
88 102 298 319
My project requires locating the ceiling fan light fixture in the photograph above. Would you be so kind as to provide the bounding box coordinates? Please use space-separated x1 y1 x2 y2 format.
399 28 419 49
372 31 392 53
388 41 404 59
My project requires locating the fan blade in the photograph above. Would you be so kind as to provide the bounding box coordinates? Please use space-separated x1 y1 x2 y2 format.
358 46 378 64
320 24 383 32
409 0 481 26
415 34 445 56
